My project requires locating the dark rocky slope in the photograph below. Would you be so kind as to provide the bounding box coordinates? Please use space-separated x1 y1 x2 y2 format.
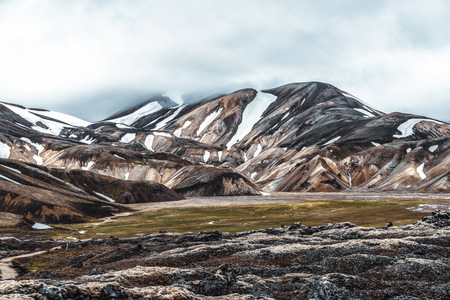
1 211 448 299
0 158 184 223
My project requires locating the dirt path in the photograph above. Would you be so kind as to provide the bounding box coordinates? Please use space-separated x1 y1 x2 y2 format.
0 247 61 280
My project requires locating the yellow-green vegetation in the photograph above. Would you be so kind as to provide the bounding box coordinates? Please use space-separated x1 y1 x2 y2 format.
50 198 441 239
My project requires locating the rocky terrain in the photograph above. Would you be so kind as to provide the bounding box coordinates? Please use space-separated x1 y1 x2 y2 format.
1 81 450 223
0 211 448 299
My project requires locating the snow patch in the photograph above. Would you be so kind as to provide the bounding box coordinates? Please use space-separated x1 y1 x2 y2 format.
197 108 223 136
94 192 116 202
254 144 262 157
354 108 375 118
371 142 380 147
124 172 130 180
154 106 183 130
121 133 136 143
114 154 125 160
174 120 192 137
203 150 210 163
226 92 277 148
2 103 69 135
324 136 341 145
0 165 21 173
260 191 271 196
108 101 163 125
407 148 412 153
20 139 45 165
0 174 20 184
280 111 290 121
251 172 257 179
0 143 10 159
80 136 95 144
218 151 223 162
116 123 131 129
429 145 438 153
145 135 155 151
154 132 172 138
417 163 426 180
32 223 53 230
82 161 94 171
394 119 442 138
31 110 91 127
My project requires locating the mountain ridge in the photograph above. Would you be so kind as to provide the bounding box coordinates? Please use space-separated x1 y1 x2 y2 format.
1 81 450 223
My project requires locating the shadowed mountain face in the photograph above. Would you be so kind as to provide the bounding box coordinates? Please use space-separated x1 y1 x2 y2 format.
0 81 450 222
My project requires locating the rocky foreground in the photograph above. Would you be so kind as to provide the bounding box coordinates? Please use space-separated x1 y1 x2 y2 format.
0 211 449 299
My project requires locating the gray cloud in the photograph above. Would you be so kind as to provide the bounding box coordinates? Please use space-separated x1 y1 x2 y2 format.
0 0 449 122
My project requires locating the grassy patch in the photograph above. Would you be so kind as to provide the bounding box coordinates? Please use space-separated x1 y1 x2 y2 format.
50 198 437 239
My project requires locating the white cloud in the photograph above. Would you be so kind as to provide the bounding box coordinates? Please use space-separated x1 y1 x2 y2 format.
0 0 449 121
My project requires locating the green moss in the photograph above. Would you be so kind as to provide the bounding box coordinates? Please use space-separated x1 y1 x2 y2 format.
50 198 442 239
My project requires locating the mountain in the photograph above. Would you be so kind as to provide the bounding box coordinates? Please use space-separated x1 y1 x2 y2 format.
1 81 450 223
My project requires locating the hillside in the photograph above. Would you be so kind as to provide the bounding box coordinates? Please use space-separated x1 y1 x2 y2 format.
1 81 450 223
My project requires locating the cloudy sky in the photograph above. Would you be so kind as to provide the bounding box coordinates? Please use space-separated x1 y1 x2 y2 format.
0 0 449 121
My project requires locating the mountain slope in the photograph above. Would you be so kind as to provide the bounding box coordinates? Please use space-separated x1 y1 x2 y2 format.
1 81 450 223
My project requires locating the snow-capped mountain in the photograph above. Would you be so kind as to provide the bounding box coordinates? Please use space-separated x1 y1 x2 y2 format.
1 81 450 223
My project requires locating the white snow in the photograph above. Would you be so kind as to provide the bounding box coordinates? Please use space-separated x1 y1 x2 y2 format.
154 106 183 130
116 123 131 129
174 120 192 137
254 144 262 157
197 108 223 136
20 138 44 165
354 108 375 118
154 132 172 138
94 192 116 202
203 150 210 163
144 135 155 151
80 136 95 144
394 119 442 138
2 103 68 135
0 165 21 173
218 151 223 162
120 133 136 143
417 163 426 180
79 230 87 234
226 92 277 148
300 98 306 106
208 221 215 225
280 111 290 121
114 154 125 160
407 148 412 153
0 143 10 158
32 223 53 230
0 174 20 184
251 172 257 179
82 161 94 171
429 145 438 153
324 136 341 145
31 110 91 127
108 101 163 125
260 191 271 196
124 172 130 180
371 142 380 147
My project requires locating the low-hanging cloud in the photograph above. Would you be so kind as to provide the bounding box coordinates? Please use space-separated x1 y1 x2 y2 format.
0 0 449 121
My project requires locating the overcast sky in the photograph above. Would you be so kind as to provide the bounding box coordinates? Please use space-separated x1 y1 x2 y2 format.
0 0 449 121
